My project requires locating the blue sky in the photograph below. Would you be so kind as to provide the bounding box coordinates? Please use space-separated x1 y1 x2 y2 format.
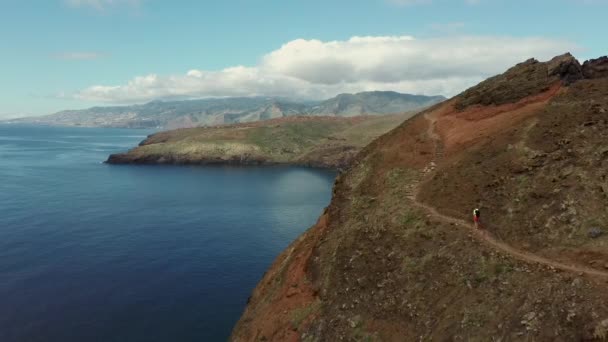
0 0 606 118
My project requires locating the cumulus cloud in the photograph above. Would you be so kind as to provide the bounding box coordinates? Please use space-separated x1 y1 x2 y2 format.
74 35 576 103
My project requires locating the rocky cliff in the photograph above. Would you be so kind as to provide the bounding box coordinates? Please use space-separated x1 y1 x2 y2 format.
231 53 608 341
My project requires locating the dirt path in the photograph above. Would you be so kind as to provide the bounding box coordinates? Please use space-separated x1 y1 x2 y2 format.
409 112 608 279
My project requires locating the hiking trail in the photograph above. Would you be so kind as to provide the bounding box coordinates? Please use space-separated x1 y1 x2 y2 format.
407 112 608 279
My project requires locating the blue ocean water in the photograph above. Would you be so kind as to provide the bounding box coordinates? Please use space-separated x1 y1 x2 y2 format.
0 124 335 342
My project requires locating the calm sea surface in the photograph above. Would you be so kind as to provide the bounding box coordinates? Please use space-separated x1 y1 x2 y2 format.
0 124 335 341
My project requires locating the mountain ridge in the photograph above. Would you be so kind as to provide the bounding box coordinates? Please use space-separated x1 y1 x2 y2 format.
8 91 445 129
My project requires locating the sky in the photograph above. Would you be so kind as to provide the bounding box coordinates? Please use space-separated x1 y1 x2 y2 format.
0 0 606 118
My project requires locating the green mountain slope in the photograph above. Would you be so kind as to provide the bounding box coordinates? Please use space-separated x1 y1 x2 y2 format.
106 113 413 169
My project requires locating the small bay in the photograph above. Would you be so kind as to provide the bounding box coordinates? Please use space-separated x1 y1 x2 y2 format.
0 124 335 341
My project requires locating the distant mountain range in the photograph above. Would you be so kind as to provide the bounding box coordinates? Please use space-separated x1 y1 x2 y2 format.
7 91 446 129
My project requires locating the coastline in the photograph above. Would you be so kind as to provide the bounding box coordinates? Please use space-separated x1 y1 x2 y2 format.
102 114 407 171
105 152 351 171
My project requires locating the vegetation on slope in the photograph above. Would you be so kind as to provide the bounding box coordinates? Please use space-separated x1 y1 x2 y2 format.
107 114 411 169
422 73 608 262
231 54 608 341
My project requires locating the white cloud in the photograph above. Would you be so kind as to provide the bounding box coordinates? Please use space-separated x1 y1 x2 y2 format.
53 52 107 60
74 35 577 103
64 0 142 10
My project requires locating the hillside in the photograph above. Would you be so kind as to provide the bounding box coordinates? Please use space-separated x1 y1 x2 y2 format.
9 92 445 129
106 113 412 169
308 91 445 117
231 53 608 341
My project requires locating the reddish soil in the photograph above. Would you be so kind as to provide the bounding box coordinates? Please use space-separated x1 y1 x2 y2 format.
432 82 562 156
352 114 435 194
231 212 329 342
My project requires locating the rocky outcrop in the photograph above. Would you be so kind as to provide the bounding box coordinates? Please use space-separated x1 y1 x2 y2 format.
455 56 557 109
583 56 608 79
546 53 583 84
106 150 355 169
106 152 271 167
456 53 608 111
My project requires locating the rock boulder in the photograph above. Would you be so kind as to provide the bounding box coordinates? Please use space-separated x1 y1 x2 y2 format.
582 56 608 79
547 53 583 84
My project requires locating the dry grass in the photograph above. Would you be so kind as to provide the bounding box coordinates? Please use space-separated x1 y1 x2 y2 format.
110 114 410 168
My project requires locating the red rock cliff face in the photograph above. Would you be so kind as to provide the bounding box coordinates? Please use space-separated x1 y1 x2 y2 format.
231 211 329 341
231 54 608 341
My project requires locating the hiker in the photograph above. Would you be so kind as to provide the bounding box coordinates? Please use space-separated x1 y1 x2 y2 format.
473 208 481 229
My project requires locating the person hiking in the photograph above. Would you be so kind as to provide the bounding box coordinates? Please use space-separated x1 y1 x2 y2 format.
473 208 481 229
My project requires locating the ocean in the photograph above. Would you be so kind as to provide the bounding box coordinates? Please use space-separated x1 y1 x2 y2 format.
0 124 335 341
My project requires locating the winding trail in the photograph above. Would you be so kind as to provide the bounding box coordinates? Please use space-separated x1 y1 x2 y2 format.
408 112 608 279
